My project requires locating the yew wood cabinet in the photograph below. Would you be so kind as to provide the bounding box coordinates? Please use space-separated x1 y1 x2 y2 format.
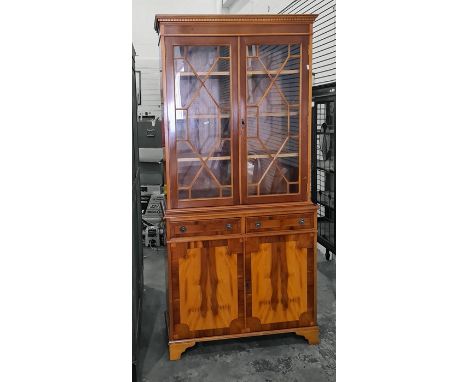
155 14 319 360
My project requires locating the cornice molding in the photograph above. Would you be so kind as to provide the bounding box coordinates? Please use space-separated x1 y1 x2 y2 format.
155 14 317 33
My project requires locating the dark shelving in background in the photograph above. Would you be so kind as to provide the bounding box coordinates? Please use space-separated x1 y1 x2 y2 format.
312 82 335 259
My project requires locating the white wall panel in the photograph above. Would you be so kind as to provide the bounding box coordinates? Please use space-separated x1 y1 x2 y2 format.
228 0 336 86
280 0 336 85
227 0 293 14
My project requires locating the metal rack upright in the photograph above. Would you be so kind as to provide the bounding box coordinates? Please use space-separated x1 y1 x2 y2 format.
312 82 336 260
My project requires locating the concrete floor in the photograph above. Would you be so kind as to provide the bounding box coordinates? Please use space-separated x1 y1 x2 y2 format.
138 246 336 382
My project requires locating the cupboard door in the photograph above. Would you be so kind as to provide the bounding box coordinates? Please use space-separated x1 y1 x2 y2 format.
169 239 244 340
165 37 239 208
245 233 316 332
239 36 310 204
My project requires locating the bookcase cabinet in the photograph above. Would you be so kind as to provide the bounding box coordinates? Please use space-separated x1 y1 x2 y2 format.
155 14 318 360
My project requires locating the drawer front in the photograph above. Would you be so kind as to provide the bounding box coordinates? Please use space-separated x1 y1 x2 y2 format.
170 218 241 238
246 213 314 233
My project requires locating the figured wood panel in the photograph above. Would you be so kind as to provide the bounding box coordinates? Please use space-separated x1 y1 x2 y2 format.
251 238 307 324
245 233 315 332
171 239 244 340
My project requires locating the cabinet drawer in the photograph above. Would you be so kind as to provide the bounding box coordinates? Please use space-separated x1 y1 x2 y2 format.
246 213 314 233
170 218 241 238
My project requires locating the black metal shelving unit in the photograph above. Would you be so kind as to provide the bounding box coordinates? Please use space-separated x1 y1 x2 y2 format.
312 82 335 260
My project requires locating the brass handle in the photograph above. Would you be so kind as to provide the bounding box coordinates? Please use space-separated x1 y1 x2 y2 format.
255 221 262 228
298 218 305 225
226 223 233 230
179 225 187 233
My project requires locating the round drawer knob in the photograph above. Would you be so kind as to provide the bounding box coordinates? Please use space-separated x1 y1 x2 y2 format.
226 223 233 230
179 225 187 233
255 221 262 228
298 218 305 225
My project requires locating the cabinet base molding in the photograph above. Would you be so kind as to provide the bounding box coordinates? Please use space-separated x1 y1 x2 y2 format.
295 326 320 345
169 341 196 361
168 326 320 360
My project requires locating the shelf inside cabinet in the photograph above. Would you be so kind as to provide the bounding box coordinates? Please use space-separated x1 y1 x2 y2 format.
248 152 298 159
177 152 299 162
177 156 231 162
178 71 230 77
249 111 299 117
247 69 299 76
176 114 230 119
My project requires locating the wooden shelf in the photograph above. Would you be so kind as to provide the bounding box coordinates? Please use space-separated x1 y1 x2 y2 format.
247 69 299 75
178 112 295 119
178 71 230 77
177 70 298 77
191 114 230 119
178 156 231 162
177 151 299 163
248 111 299 117
248 152 298 159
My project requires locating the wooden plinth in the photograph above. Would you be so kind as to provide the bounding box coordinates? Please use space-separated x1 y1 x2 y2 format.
167 325 320 360
295 326 320 345
169 341 196 361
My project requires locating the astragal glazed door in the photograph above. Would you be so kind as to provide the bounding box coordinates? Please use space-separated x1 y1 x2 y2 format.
239 36 311 204
165 37 240 208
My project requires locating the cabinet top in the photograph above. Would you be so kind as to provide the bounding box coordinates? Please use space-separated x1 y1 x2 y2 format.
155 14 317 35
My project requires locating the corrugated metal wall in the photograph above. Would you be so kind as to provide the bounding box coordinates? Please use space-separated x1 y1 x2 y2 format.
280 0 336 86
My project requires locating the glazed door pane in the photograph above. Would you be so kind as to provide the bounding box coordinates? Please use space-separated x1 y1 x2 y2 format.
241 37 309 203
170 40 238 207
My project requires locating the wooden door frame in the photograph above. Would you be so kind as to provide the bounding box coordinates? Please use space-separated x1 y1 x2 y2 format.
238 35 311 205
164 36 240 209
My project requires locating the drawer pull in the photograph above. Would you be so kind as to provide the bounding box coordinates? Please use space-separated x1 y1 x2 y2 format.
298 218 305 225
226 223 233 230
179 225 187 233
255 221 262 229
